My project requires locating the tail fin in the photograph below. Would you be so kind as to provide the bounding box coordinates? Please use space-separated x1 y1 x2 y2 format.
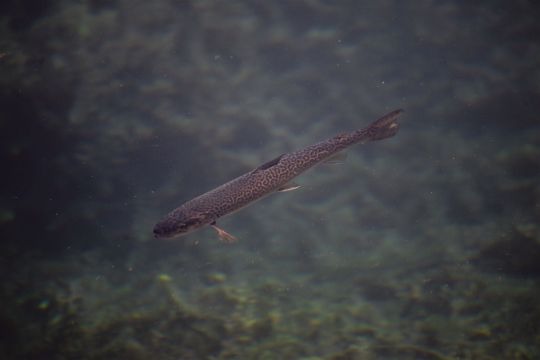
363 109 402 141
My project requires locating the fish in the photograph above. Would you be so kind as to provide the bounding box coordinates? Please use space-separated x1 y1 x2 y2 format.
153 109 402 242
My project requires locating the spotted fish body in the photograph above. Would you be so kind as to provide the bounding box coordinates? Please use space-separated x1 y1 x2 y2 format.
153 109 402 240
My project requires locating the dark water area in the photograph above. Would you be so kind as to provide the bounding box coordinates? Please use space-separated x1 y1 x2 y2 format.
1 1 540 359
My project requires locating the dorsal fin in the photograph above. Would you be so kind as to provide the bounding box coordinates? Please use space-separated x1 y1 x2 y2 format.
253 154 284 172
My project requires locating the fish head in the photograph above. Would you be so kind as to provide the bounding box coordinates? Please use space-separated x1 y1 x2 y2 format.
153 207 214 239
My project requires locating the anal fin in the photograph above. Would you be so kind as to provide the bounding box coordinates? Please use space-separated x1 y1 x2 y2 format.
323 152 348 165
277 182 301 192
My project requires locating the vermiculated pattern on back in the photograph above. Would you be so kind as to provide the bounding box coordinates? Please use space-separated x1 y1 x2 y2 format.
153 109 402 239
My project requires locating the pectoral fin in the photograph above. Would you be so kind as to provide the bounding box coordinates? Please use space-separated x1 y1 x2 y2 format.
211 223 237 243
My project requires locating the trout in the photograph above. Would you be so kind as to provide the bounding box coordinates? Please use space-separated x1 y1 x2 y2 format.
154 109 402 242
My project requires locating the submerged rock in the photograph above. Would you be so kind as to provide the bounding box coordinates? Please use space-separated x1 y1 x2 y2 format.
471 227 540 277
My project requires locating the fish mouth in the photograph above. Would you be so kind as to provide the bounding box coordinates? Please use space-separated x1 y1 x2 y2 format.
153 230 166 239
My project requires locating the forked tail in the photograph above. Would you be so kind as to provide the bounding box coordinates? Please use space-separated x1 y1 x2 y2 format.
361 109 402 141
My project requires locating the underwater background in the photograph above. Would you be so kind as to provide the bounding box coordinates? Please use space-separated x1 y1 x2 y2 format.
1 1 540 359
